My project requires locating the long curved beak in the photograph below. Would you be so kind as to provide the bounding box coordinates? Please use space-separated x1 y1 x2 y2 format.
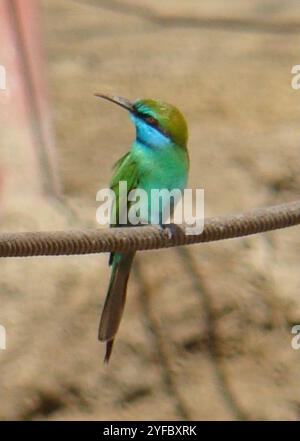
94 93 135 112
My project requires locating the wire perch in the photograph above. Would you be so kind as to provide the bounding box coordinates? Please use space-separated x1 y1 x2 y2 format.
0 200 299 258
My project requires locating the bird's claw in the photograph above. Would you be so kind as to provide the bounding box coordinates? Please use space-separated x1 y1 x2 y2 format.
160 223 182 240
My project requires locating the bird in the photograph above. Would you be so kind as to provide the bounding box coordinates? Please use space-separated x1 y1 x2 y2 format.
95 94 189 362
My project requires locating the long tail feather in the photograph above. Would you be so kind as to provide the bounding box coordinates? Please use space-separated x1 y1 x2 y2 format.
99 252 135 362
104 340 114 364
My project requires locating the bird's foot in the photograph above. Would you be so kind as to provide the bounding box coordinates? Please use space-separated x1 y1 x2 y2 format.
160 223 183 240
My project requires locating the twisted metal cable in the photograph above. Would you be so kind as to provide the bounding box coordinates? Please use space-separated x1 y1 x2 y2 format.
0 200 299 258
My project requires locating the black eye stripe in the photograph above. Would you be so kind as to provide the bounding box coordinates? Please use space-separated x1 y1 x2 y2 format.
144 115 157 125
134 109 170 137
136 111 157 126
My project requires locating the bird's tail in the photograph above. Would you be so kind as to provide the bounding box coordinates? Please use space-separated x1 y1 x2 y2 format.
99 252 135 363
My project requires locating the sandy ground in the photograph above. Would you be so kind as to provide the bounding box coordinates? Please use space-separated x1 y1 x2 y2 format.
0 0 300 420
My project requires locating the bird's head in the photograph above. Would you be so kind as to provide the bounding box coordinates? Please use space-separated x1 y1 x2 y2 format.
95 94 188 149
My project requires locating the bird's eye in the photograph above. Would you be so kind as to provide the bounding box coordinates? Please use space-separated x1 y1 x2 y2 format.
144 115 157 125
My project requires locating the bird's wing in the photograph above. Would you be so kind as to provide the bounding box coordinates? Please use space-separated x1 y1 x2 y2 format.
108 151 140 268
109 151 140 228
99 152 140 361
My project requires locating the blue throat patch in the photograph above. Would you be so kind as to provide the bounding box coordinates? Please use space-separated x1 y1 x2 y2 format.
131 114 172 149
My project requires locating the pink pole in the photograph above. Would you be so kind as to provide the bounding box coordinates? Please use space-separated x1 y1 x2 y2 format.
0 0 60 212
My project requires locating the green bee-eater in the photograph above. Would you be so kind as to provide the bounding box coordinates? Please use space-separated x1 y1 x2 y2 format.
95 94 189 362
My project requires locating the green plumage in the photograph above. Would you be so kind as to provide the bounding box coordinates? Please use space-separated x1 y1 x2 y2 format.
97 96 189 362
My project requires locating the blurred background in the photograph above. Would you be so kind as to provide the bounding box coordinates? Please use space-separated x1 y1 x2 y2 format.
0 0 300 420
